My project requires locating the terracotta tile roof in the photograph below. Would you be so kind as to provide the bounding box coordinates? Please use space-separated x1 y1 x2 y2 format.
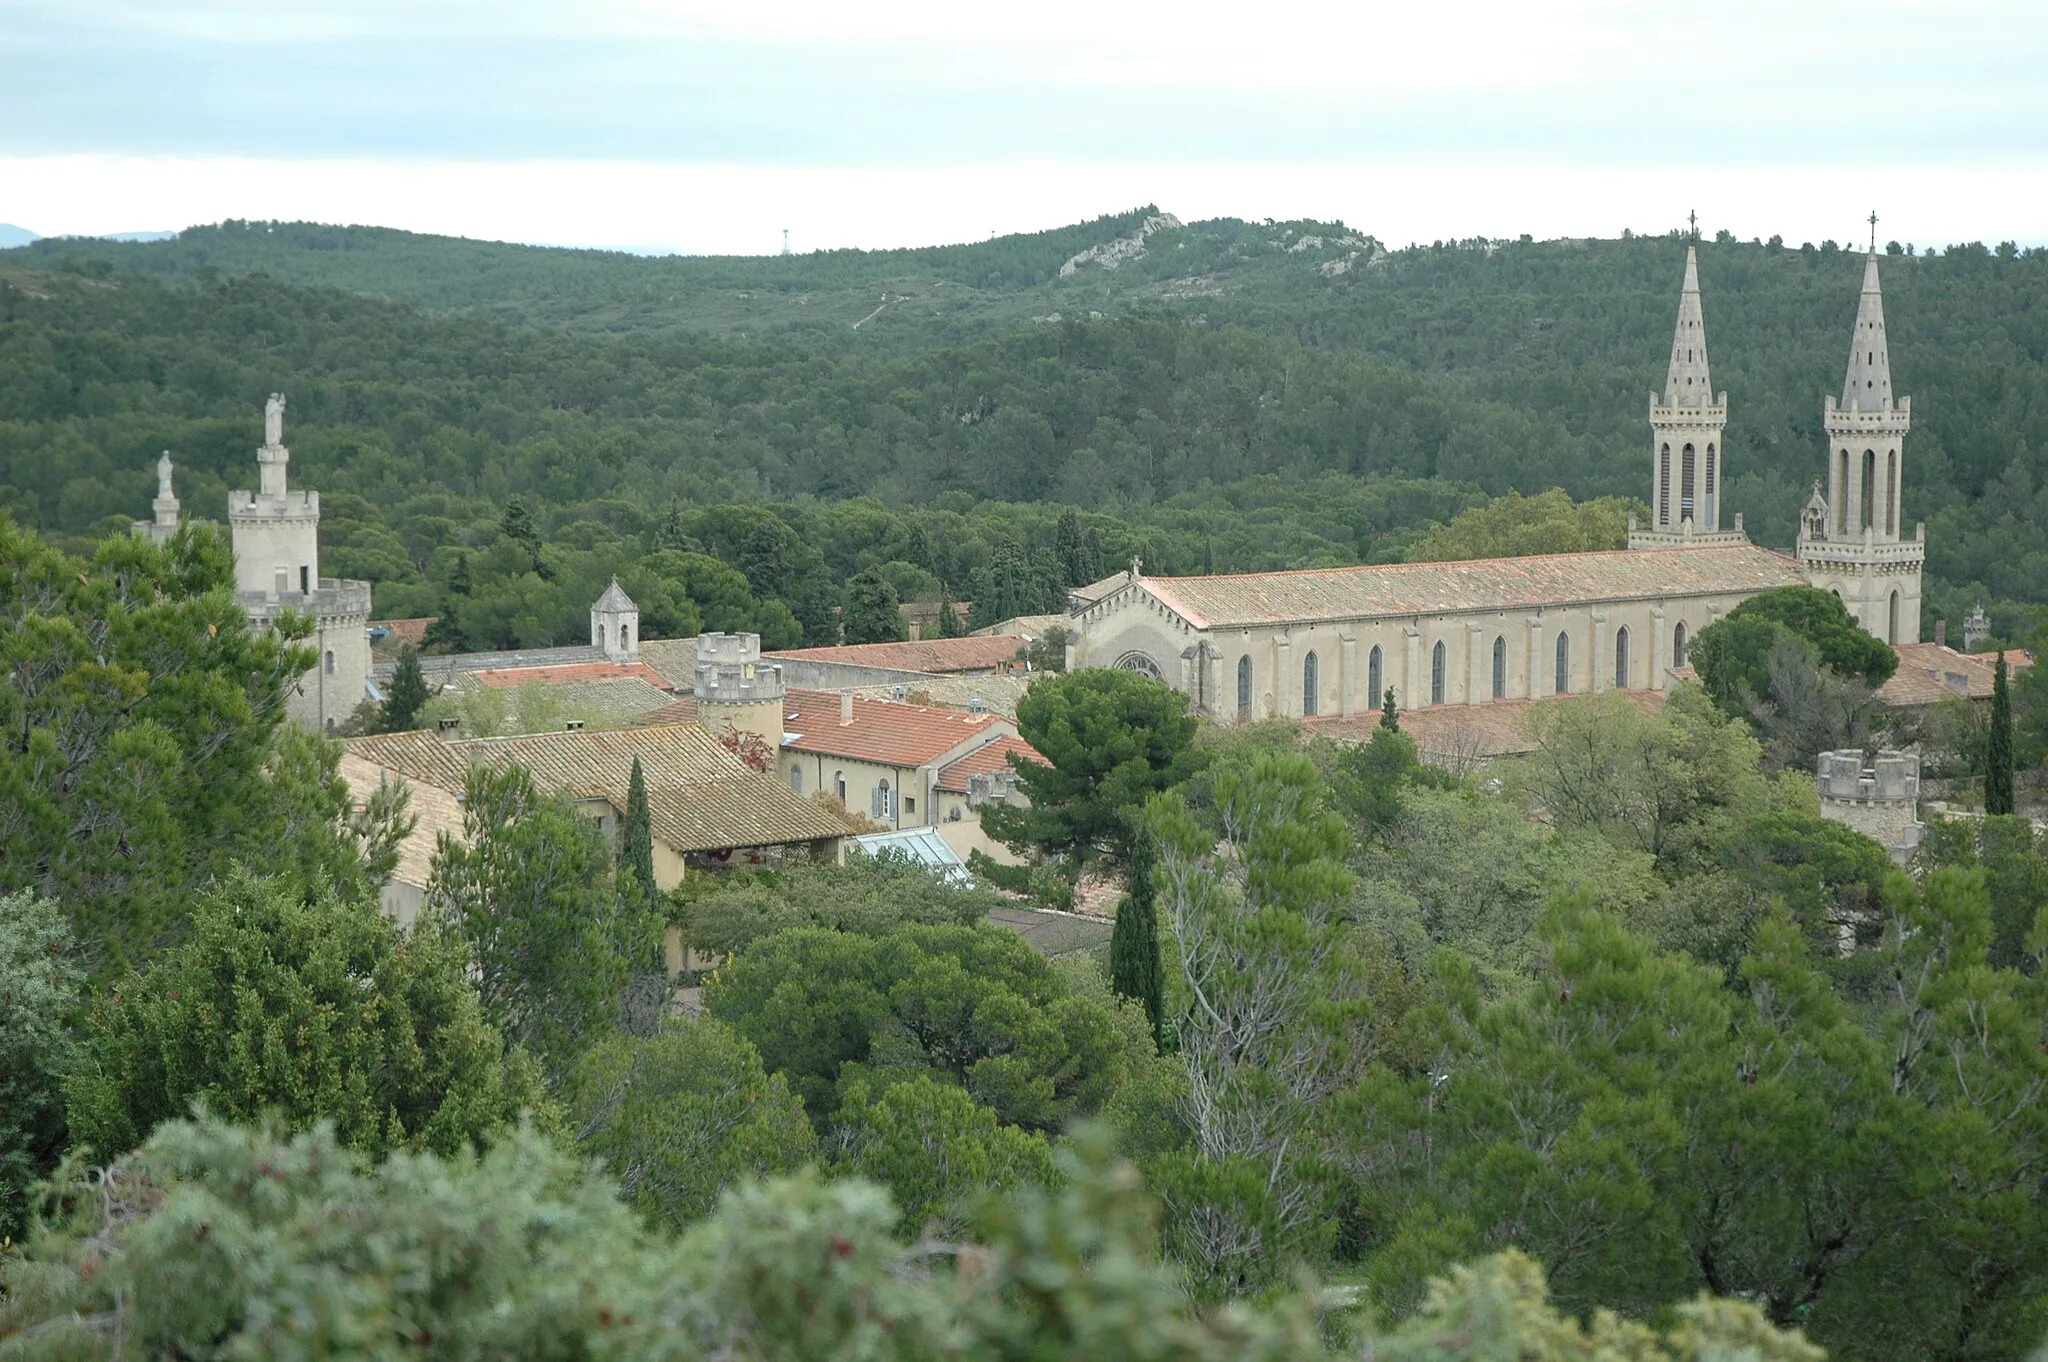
844 674 1033 718
344 723 851 853
767 636 1026 675
471 660 675 691
1100 545 1808 631
1307 690 1669 766
634 689 1013 769
1877 644 2034 708
1071 571 1134 608
339 752 468 891
937 734 1046 791
636 638 701 690
369 618 436 654
973 614 1067 639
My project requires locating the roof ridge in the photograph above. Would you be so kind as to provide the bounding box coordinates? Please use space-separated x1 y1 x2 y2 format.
1148 542 1771 584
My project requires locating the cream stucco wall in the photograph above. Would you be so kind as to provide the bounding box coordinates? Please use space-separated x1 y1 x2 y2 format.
1071 586 1774 723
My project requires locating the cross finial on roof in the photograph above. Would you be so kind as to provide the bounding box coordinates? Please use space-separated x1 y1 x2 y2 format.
1688 209 1697 238
1868 210 1878 254
1129 555 1143 580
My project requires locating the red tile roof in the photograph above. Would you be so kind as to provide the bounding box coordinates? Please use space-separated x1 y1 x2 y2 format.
636 689 1013 769
767 636 1026 674
937 734 1046 791
472 660 676 691
1100 545 1808 631
1307 689 1669 765
1877 643 2034 708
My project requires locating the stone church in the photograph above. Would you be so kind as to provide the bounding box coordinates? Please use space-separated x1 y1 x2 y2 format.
137 395 374 731
1068 243 1925 723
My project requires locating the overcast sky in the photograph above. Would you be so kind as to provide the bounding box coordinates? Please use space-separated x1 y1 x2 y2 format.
4 0 2046 253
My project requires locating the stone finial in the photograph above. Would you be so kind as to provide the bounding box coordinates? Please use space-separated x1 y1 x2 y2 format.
264 392 286 447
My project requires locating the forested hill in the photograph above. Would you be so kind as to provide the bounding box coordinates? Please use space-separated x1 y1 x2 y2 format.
3 220 2047 642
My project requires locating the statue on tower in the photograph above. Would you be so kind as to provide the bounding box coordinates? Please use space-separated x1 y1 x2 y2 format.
264 392 287 447
156 451 175 500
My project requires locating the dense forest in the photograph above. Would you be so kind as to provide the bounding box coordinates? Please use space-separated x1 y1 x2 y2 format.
3 214 2046 647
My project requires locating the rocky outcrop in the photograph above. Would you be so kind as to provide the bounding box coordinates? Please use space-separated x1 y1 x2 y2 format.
1059 213 1185 276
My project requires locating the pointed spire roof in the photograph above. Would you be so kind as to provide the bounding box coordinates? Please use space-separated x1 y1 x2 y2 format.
1663 245 1713 405
1840 252 1894 412
593 576 637 613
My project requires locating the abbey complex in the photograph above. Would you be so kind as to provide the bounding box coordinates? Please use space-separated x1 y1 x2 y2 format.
139 244 1923 737
1067 243 1927 723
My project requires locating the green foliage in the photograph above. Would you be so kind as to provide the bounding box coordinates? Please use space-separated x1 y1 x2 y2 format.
375 644 429 732
1149 752 1363 1295
843 565 908 644
1110 827 1166 1048
618 756 659 924
1988 651 2016 814
834 1071 1056 1234
1691 587 1898 711
984 668 1206 864
0 891 81 1242
674 849 1001 956
63 873 548 1164
706 922 1150 1133
0 1106 1821 1362
567 1018 816 1233
1516 686 1771 871
425 764 662 1083
0 518 311 973
1380 685 1399 731
1405 488 1643 562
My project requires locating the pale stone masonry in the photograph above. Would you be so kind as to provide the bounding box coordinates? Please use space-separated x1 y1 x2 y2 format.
1817 748 1923 865
1070 243 1936 723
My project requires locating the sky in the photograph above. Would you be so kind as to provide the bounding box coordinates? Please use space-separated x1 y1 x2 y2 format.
4 0 2047 254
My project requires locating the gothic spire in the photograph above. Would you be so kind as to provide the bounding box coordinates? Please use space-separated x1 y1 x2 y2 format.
1840 251 1893 413
1664 245 1712 405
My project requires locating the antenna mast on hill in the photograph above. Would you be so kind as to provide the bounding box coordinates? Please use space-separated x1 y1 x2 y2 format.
781 229 791 256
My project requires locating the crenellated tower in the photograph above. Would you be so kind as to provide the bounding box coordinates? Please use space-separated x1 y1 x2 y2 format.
1631 244 1745 548
1796 245 1923 643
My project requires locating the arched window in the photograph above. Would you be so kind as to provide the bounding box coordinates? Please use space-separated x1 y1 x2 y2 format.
788 765 803 792
1673 621 1688 670
1862 449 1877 530
1236 655 1253 717
1680 443 1696 521
599 623 608 652
1367 645 1383 708
1659 444 1672 525
1613 625 1630 689
1888 590 1900 644
834 771 847 803
1302 651 1320 717
1491 635 1507 699
872 778 894 820
1430 640 1446 706
323 649 335 675
1705 443 1717 524
1886 449 1898 536
1113 651 1163 678
1705 443 1717 495
1555 631 1571 695
625 621 634 650
1837 449 1851 534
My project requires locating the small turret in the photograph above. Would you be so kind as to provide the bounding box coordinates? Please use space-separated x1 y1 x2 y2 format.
692 632 786 744
591 577 639 662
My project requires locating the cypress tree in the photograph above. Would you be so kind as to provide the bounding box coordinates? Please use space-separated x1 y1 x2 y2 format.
1110 825 1165 1049
1379 686 1399 732
620 757 658 916
937 586 965 639
378 646 430 733
1987 651 2015 815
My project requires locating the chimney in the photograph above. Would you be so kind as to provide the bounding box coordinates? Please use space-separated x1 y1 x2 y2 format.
436 717 461 739
840 690 855 725
1934 619 1947 647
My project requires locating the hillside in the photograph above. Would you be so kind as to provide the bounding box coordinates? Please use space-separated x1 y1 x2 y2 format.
3 219 2047 641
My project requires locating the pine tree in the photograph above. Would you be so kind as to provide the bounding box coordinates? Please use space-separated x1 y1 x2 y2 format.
449 551 473 597
1109 825 1165 1049
499 497 551 579
1987 650 2015 815
377 646 430 733
655 501 696 553
1053 508 1098 588
1380 686 1399 732
843 567 907 644
620 756 659 922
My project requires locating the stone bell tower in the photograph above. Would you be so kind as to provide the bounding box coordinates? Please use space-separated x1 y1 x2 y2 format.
1632 243 1745 549
1797 236 1924 644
